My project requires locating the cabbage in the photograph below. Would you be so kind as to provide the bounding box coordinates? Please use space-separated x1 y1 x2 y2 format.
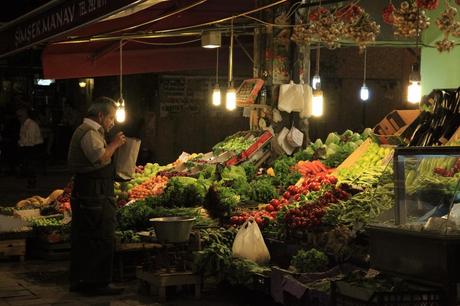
342 129 353 138
351 133 361 142
314 138 323 148
325 132 341 145
361 128 373 139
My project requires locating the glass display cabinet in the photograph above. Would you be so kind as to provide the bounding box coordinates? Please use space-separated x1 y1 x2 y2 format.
367 146 460 306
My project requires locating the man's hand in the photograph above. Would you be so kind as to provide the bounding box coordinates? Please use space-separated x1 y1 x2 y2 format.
98 132 126 164
112 132 127 148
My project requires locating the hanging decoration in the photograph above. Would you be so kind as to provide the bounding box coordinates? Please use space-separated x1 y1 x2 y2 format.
392 1 430 38
292 3 379 51
416 0 440 10
434 1 460 52
383 2 396 24
340 8 381 52
291 6 344 49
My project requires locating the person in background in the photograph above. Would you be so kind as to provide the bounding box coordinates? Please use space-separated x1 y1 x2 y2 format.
67 97 126 295
16 107 43 188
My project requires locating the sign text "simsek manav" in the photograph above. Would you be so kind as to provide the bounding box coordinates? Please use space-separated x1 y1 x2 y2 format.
14 0 108 47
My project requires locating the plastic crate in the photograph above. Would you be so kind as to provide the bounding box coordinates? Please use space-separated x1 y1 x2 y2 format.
331 281 444 306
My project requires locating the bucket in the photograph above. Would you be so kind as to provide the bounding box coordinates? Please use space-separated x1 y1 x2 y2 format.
150 216 195 243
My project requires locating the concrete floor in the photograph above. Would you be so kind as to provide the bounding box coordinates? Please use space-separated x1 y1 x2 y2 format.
0 259 277 306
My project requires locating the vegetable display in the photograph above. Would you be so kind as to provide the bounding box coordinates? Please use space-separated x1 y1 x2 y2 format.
337 142 393 187
291 248 329 273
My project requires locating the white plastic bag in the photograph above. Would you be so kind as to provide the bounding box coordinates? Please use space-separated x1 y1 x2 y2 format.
299 83 313 119
278 81 305 113
114 137 141 180
277 127 295 155
286 125 304 148
232 219 270 264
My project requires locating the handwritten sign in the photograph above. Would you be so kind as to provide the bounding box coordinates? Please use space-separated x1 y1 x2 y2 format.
159 76 211 117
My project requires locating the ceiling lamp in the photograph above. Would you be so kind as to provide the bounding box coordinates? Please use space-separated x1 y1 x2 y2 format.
312 90 324 117
212 48 221 106
407 63 421 104
226 19 236 111
360 48 370 101
407 8 422 104
201 31 221 49
116 40 126 123
79 80 87 88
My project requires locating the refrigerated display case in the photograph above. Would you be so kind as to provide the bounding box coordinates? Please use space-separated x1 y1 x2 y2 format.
367 146 460 306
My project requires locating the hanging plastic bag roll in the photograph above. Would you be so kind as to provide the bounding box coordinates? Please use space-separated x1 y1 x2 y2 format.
114 137 141 180
232 219 270 264
278 81 305 113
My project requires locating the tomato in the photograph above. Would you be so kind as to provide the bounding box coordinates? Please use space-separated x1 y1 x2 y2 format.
265 204 275 212
271 199 280 207
293 194 301 201
283 191 291 199
230 216 239 224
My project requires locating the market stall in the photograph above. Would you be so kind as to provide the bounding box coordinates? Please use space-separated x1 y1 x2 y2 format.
1 0 460 305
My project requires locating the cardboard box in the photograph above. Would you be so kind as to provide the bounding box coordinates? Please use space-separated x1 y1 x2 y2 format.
372 110 420 145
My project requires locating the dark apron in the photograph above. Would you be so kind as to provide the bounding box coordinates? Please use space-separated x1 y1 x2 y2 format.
69 164 116 286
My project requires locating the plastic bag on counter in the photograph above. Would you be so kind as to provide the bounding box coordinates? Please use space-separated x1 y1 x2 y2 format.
232 219 270 264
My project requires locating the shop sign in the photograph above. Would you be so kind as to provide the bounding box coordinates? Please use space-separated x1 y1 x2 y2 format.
0 0 145 58
159 76 209 117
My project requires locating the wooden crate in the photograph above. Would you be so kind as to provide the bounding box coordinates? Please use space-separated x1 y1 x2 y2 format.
137 268 201 302
0 238 26 261
333 138 372 174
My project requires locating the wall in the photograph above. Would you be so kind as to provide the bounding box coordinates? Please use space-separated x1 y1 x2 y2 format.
421 1 460 94
307 47 417 141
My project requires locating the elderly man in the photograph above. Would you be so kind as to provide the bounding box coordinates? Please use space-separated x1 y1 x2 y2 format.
67 97 126 295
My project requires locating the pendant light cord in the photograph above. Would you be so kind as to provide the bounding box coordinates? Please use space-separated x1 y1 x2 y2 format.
216 48 219 84
119 40 123 101
315 44 320 76
228 18 234 86
363 48 367 84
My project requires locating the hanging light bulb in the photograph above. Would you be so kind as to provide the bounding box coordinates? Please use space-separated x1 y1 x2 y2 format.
312 89 324 117
117 40 128 122
407 81 421 104
360 84 369 101
79 80 87 88
225 18 236 111
212 84 221 106
360 48 370 101
407 63 421 104
226 85 237 111
115 99 126 123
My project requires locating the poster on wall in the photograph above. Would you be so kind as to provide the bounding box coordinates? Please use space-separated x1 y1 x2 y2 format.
159 76 211 117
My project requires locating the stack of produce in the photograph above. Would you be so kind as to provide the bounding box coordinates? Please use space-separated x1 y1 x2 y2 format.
127 175 169 200
293 129 371 168
212 132 256 155
337 142 393 187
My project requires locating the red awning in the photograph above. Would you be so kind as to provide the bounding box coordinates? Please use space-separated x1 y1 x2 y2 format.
42 0 258 79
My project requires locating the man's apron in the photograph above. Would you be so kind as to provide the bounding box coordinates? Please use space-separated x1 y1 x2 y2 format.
69 164 116 285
